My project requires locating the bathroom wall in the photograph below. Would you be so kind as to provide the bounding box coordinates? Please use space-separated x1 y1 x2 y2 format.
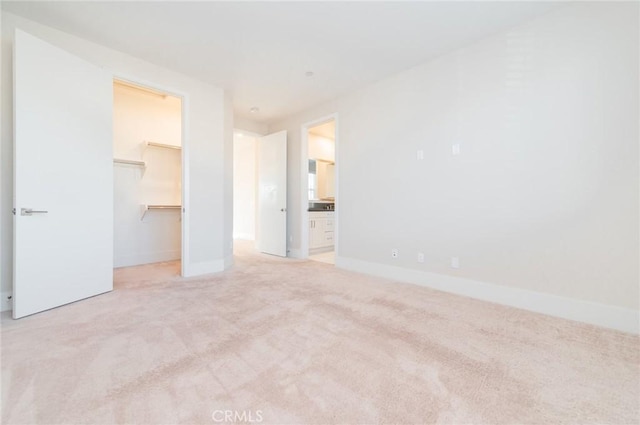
308 133 335 163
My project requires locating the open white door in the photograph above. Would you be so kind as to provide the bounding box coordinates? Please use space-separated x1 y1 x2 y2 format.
257 131 287 256
13 30 113 318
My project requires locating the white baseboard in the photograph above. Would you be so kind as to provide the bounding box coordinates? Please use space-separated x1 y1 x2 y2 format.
1 291 12 312
336 256 639 335
182 259 226 277
310 246 333 255
114 250 181 268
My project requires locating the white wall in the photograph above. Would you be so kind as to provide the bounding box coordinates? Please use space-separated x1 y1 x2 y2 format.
223 92 235 267
233 133 258 240
232 122 265 244
235 116 268 136
1 11 232 307
113 84 182 267
269 2 639 332
308 133 335 162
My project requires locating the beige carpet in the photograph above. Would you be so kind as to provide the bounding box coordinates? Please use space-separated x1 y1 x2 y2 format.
308 250 335 265
1 243 638 424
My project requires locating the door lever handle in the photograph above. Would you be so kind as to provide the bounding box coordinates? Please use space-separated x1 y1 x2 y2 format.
21 208 48 216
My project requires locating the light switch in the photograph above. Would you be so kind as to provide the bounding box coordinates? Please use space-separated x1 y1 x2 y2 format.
452 144 461 156
417 150 424 160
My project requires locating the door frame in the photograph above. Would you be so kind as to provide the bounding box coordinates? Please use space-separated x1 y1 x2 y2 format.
300 113 339 259
112 74 190 276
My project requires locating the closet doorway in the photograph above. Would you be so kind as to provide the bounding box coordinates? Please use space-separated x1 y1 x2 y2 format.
112 80 184 276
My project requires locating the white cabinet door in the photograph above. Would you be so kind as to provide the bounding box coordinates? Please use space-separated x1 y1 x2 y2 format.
309 217 323 249
13 30 113 318
309 219 317 249
324 232 334 246
309 212 328 249
310 211 337 250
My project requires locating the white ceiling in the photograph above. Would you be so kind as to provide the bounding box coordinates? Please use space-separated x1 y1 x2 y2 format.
2 1 561 125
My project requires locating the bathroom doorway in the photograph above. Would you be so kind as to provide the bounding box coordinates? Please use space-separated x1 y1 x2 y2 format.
301 116 338 264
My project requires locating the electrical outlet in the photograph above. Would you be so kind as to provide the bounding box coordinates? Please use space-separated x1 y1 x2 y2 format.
417 150 424 160
451 257 460 269
417 252 425 263
391 249 398 259
452 144 461 156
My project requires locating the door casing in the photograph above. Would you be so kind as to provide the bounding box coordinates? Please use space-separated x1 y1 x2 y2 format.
112 75 189 277
300 113 339 259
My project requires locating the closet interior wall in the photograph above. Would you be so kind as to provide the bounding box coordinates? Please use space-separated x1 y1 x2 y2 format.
113 82 182 268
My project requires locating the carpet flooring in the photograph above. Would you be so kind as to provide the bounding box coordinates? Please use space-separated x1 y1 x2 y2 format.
308 250 335 265
1 243 639 424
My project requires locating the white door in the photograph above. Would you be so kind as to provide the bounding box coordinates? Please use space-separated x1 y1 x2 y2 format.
257 131 287 256
13 30 113 318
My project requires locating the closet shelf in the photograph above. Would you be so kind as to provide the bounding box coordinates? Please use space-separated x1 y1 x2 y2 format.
113 158 146 167
141 204 182 220
145 141 181 150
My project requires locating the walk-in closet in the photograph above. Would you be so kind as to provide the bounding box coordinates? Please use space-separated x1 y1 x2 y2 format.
112 80 183 268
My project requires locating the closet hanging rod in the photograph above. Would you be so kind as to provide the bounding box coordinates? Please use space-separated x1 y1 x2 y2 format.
113 158 145 167
141 204 182 220
146 205 182 209
145 141 181 150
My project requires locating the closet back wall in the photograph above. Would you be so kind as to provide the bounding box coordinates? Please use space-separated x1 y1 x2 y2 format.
113 84 182 267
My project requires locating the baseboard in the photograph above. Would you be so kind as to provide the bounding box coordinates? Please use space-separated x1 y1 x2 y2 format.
114 250 181 268
310 246 333 255
182 259 226 277
1 291 12 312
335 256 639 335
